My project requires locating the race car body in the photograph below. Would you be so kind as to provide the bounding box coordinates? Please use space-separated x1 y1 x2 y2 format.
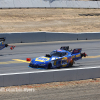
0 38 6 50
28 46 87 69
0 37 15 50
0 41 6 50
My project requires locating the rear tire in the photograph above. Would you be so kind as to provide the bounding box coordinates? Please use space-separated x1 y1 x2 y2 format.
68 63 73 67
68 59 74 67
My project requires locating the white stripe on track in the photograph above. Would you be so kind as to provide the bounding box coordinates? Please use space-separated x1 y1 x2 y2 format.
0 66 100 76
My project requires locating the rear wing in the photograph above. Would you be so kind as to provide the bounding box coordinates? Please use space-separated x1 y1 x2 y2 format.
72 48 82 54
0 37 6 42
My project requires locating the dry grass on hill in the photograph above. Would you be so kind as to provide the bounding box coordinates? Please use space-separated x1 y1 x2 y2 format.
0 8 100 33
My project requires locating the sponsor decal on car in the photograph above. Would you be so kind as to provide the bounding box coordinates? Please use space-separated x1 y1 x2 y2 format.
35 57 50 62
61 57 68 67
76 54 81 58
72 55 75 59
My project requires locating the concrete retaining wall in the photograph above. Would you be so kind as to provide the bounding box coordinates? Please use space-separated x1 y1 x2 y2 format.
0 32 46 43
0 0 100 8
0 32 100 44
0 66 100 87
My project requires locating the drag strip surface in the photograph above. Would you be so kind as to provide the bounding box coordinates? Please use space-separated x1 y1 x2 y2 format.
0 40 100 74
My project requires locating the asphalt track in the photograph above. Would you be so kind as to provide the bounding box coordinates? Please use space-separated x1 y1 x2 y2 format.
0 40 100 74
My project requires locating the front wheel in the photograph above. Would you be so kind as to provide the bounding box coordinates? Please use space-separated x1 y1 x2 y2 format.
57 66 60 69
47 63 52 69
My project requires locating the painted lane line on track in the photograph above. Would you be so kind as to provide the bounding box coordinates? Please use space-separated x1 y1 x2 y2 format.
83 55 100 59
0 61 23 64
13 59 30 63
0 66 100 76
0 59 30 64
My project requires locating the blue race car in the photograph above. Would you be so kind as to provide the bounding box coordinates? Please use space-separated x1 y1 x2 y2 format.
0 37 15 50
28 46 87 69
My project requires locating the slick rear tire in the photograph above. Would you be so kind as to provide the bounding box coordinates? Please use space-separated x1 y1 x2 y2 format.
68 59 74 67
68 63 73 67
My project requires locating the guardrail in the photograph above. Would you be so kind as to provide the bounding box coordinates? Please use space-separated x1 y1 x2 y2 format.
0 32 100 44
0 0 100 8
0 66 100 87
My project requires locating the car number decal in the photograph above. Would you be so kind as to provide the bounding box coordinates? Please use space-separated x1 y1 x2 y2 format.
51 60 61 68
54 61 56 66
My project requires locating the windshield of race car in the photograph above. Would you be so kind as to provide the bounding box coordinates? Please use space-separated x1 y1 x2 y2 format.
50 51 67 57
